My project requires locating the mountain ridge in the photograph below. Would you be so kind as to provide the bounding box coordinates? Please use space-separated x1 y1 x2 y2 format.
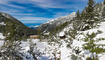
38 12 76 33
0 12 37 40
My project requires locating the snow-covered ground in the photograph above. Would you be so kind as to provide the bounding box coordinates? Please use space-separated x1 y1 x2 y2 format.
0 21 105 60
20 21 105 60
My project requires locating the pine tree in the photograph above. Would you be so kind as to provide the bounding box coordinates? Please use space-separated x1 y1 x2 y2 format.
104 0 105 5
102 7 105 18
83 0 96 29
81 9 86 19
103 0 105 18
86 0 95 20
76 10 80 19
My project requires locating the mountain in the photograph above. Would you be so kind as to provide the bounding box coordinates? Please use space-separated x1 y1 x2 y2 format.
0 12 37 40
34 1 105 60
1 0 105 60
38 12 76 33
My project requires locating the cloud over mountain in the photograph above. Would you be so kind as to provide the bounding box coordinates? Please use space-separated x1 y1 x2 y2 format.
0 0 104 24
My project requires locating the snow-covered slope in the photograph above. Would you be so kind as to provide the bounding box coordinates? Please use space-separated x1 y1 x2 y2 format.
47 12 76 24
39 12 76 32
3 20 103 60
8 2 105 60
1 1 105 60
1 21 103 60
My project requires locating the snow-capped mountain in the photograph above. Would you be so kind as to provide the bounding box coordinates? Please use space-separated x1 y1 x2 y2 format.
47 12 76 24
0 0 105 60
39 12 76 32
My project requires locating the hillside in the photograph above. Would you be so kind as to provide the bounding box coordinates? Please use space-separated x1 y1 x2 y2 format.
0 12 37 40
34 1 105 60
39 12 76 33
0 0 105 60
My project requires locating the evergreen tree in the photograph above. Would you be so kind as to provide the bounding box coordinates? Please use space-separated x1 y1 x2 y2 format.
83 0 96 29
5 23 21 41
102 7 105 18
0 41 22 60
81 9 86 19
76 10 80 19
103 0 105 18
86 0 95 20
104 0 105 5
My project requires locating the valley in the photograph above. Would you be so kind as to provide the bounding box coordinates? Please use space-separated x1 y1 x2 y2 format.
0 0 105 60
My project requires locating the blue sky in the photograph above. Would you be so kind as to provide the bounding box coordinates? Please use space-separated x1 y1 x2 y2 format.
0 0 104 25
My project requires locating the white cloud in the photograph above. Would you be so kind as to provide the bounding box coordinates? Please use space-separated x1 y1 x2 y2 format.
0 0 103 24
30 0 88 8
0 0 7 4
11 13 34 16
30 0 72 8
19 17 51 21
21 20 47 23
7 4 26 9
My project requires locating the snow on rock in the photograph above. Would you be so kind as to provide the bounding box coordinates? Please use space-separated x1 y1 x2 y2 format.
0 40 4 47
59 32 65 36
0 33 5 48
43 32 50 35
0 22 6 25
0 33 5 39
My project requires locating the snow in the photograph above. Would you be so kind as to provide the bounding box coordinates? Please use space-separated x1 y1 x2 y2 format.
60 42 71 60
81 22 105 60
1 13 105 60
46 12 76 24
0 33 5 39
98 53 105 60
95 22 105 38
95 40 105 45
71 40 86 48
43 32 50 35
0 22 6 25
1 12 12 19
0 33 5 48
18 39 72 60
0 40 4 47
9 21 105 60
0 21 105 60
59 32 65 36
20 41 30 52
